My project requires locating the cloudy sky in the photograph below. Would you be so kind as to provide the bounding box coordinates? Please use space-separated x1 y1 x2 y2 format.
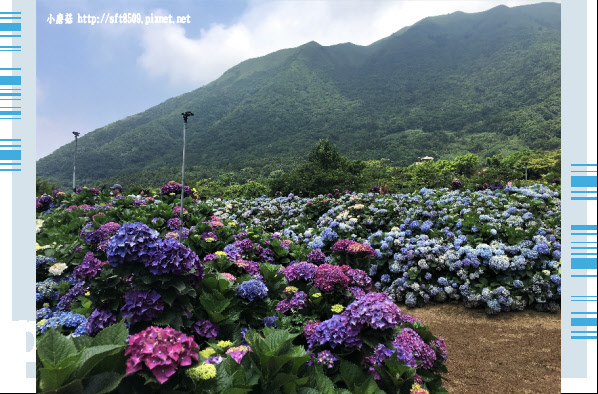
36 0 560 159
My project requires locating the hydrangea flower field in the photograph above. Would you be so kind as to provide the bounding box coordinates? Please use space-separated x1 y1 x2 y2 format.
35 183 560 393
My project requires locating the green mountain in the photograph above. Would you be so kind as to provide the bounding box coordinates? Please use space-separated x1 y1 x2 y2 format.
37 2 561 188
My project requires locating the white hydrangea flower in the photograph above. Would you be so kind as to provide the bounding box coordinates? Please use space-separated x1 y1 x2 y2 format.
36 219 44 234
48 263 68 276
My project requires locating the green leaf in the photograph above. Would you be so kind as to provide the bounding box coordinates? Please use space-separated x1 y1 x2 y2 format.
264 330 295 356
55 379 85 394
91 321 128 347
221 389 252 394
299 388 322 394
269 373 300 390
171 278 187 294
37 329 78 368
73 336 92 351
202 277 219 290
39 362 79 392
74 345 124 379
339 360 363 389
83 372 125 394
314 367 336 394
354 376 383 394
200 292 232 314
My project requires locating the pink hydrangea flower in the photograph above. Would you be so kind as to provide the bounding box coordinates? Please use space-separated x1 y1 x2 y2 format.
314 264 351 291
125 326 199 384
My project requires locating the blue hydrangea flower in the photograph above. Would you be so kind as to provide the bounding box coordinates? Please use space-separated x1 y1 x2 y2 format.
237 279 268 302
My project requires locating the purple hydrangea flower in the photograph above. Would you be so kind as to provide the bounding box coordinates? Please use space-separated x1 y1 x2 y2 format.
57 282 89 311
193 320 219 339
309 313 362 349
429 337 448 361
73 252 102 281
348 286 366 299
206 355 224 365
281 261 317 282
275 291 307 313
315 350 338 368
145 238 202 276
167 218 181 231
224 244 242 261
83 222 121 245
344 292 401 330
85 308 117 336
399 314 421 324
106 222 160 267
201 232 219 241
233 238 254 252
393 328 436 369
226 345 252 364
256 246 275 263
303 320 321 343
345 268 372 291
306 249 326 264
121 289 164 325
233 232 249 241
369 342 417 380
160 181 192 196
234 259 261 276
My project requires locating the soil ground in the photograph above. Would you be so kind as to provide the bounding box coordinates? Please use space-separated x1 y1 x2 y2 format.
405 304 561 394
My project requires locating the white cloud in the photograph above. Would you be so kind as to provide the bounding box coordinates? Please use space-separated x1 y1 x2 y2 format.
137 0 560 89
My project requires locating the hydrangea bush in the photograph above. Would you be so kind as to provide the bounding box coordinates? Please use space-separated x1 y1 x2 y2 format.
33 183 559 392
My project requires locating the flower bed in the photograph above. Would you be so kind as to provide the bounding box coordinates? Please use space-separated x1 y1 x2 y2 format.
35 184 451 393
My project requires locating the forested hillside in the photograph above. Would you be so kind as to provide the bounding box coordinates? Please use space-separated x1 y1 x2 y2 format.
37 3 561 188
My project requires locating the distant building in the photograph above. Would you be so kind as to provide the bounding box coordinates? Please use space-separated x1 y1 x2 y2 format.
416 156 434 164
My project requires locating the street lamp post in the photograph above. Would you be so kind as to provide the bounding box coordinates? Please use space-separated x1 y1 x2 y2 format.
72 131 80 192
179 111 194 240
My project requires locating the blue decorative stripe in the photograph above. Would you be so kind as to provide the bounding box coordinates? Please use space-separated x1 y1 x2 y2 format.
0 23 20 31
0 150 21 160
0 76 20 85
571 258 598 270
572 176 598 187
572 318 597 326
572 225 597 230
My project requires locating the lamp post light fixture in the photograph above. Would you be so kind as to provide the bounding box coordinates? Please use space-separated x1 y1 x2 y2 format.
179 111 194 240
72 131 80 192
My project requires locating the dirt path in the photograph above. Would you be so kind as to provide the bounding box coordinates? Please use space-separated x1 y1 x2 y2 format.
405 304 561 394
